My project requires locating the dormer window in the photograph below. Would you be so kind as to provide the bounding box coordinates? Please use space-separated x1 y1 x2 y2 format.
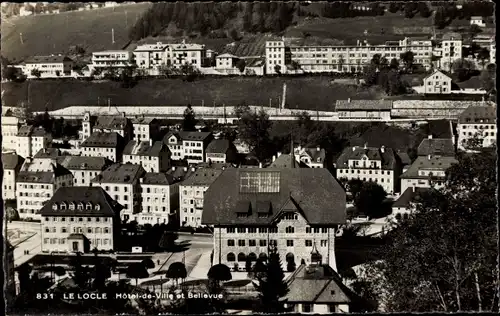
86 202 92 210
69 202 75 210
317 158 321 163
60 202 67 210
77 203 84 210
52 204 58 210
95 204 101 211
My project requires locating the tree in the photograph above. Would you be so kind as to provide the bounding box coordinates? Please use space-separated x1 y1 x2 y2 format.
236 59 246 73
158 231 178 251
92 260 112 290
252 259 267 279
31 68 41 78
3 67 18 81
274 64 282 75
166 262 187 286
245 257 252 273
70 253 91 289
469 24 482 41
388 3 400 13
207 263 232 293
229 28 240 41
182 104 197 131
434 7 447 29
390 58 400 70
295 111 313 145
253 245 289 313
142 258 155 269
479 64 496 92
126 262 149 286
365 149 497 312
353 181 387 219
400 51 414 72
476 48 490 69
237 108 273 162
418 2 431 18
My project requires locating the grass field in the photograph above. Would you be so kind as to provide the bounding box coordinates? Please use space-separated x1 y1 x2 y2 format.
2 77 384 112
1 3 152 62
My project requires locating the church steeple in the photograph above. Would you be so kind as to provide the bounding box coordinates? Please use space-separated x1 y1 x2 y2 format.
290 135 296 169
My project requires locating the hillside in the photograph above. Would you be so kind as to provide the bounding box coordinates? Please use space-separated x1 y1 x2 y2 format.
0 3 152 62
1 77 385 112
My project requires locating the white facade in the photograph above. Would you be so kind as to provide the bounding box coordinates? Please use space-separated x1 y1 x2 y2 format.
95 182 138 222
470 17 486 27
139 181 179 225
401 170 446 194
2 168 17 200
179 182 209 228
134 41 207 70
91 50 134 69
294 146 325 168
1 116 22 152
490 40 496 64
215 54 239 69
81 146 118 162
286 303 349 314
213 213 337 271
70 169 104 187
439 35 463 71
423 70 452 94
457 122 496 150
41 214 115 252
266 40 286 74
182 139 206 164
164 134 184 159
23 56 73 79
16 129 51 159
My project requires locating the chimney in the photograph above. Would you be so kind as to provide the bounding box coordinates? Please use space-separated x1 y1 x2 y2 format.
412 186 415 192
348 98 351 103
183 167 188 172
352 147 356 152
380 145 385 153
428 154 431 160
171 166 176 171
149 139 153 147
272 155 276 162
317 146 320 152
259 162 263 168
428 134 433 140
364 143 368 149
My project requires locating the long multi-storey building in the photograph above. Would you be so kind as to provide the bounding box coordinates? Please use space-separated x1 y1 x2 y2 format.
1 115 24 152
16 158 74 220
92 163 145 222
22 55 74 78
80 132 125 162
457 106 496 150
2 153 24 201
335 144 401 194
266 36 433 74
179 167 224 228
138 172 179 225
133 40 208 70
434 32 463 71
39 187 122 253
164 131 213 164
91 50 134 69
202 156 346 271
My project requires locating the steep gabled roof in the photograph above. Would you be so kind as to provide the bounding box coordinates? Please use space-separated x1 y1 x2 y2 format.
81 132 122 148
206 139 234 154
400 156 458 179
417 138 455 157
92 163 145 184
336 146 396 170
123 140 169 156
392 187 431 208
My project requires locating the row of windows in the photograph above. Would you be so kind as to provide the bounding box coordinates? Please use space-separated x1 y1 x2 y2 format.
19 192 51 198
44 226 110 234
224 227 329 234
226 239 328 247
142 206 168 212
461 124 495 129
461 132 496 137
125 155 159 161
18 184 52 189
84 147 115 152
426 81 449 86
44 216 109 222
43 238 110 245
338 169 391 176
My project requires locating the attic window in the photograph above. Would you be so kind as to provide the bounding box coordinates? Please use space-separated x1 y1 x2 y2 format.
330 290 336 295
60 202 67 210
86 202 92 210
52 204 58 210
77 203 84 210
69 202 75 210
237 213 249 218
258 212 270 218
95 204 101 211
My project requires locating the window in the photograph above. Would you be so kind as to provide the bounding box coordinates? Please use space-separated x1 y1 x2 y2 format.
285 226 294 233
259 240 267 247
306 227 311 233
320 240 327 247
227 227 235 233
302 304 312 313
238 240 246 247
313 228 320 233
237 227 246 233
321 228 328 233
249 240 256 247
305 240 312 247
286 240 294 247
227 239 235 246
248 227 257 233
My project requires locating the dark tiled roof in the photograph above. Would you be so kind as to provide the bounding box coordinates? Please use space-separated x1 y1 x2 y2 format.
417 138 455 157
400 156 458 179
270 154 303 168
34 148 62 159
17 125 35 137
123 140 168 156
396 151 411 166
166 166 196 182
442 32 463 41
196 162 235 170
17 160 72 183
427 120 453 138
59 156 112 171
40 186 122 217
335 100 392 111
457 76 484 90
163 131 182 145
131 117 158 124
285 264 354 304
392 187 430 208
178 131 212 141
202 168 346 225
2 153 24 170
92 163 145 184
458 106 496 124
32 127 49 137
206 139 234 154
24 55 73 64
336 146 396 170
140 172 175 185
301 147 326 163
94 116 128 130
181 168 223 186
81 132 122 148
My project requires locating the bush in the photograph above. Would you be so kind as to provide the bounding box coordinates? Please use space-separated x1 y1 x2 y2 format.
233 263 239 272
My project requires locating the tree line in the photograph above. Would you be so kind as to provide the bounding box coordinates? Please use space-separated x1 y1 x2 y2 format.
321 2 385 18
128 2 297 42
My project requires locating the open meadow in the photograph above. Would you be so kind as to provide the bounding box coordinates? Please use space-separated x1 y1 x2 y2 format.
2 76 385 112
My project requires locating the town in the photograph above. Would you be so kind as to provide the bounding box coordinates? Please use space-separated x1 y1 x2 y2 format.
2 1 498 315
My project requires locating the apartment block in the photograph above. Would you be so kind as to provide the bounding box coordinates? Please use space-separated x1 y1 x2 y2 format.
58 156 112 187
138 172 179 225
16 125 52 159
457 106 496 150
164 131 213 164
40 187 122 253
2 153 24 201
22 55 73 78
91 50 134 69
131 116 161 142
122 140 172 173
80 132 125 162
400 155 458 193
